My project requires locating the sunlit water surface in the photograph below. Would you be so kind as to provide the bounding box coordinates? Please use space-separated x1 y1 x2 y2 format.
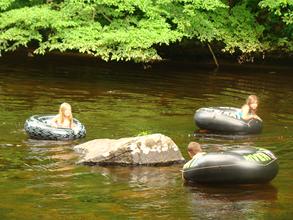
0 56 292 219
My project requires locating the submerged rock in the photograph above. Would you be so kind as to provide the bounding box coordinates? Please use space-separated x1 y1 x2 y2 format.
74 133 185 165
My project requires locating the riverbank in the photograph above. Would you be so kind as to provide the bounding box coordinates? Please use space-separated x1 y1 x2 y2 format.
1 47 292 71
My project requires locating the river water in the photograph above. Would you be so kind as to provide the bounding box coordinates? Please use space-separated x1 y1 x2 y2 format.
0 56 292 219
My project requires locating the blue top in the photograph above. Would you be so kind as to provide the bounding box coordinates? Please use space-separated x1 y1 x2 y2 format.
237 110 243 119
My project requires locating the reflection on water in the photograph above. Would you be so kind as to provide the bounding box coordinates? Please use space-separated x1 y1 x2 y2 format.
96 166 179 188
0 56 292 218
185 182 278 202
183 183 278 219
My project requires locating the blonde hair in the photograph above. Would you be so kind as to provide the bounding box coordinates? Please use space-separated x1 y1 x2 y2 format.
187 142 202 157
58 102 73 128
246 95 259 105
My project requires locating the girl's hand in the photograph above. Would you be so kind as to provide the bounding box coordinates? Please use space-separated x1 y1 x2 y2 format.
50 120 58 128
254 115 262 121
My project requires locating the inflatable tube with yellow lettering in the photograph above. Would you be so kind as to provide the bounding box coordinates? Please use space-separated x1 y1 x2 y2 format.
182 147 278 184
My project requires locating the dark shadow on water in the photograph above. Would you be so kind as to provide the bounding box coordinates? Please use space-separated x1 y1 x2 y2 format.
184 182 278 202
183 182 279 219
193 129 261 141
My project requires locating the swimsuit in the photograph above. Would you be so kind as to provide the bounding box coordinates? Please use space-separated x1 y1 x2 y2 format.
236 110 243 119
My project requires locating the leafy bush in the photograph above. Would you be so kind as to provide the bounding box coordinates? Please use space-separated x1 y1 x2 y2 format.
0 0 292 62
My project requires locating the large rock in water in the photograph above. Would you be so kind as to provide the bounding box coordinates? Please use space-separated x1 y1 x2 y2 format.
74 133 185 165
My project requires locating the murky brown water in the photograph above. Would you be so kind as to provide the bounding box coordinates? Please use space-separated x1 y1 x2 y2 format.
0 55 292 219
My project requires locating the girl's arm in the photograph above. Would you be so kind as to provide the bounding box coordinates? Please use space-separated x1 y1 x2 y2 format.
254 114 263 121
241 105 254 120
70 119 76 129
50 115 59 127
241 105 262 121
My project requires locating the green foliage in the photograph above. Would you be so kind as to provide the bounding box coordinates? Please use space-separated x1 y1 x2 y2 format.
214 5 265 53
0 0 45 11
137 130 152 136
0 0 13 10
0 0 292 62
259 0 293 24
258 0 293 51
